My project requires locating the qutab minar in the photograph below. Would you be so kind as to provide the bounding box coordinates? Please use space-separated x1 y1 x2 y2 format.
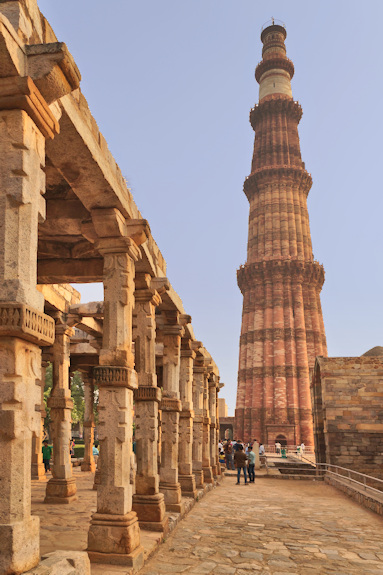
235 22 327 447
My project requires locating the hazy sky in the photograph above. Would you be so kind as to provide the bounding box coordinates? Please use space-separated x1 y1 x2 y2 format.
38 0 383 415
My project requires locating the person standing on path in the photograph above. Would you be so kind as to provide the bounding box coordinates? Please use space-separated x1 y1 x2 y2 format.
234 444 248 485
42 439 52 473
247 444 255 482
224 440 235 470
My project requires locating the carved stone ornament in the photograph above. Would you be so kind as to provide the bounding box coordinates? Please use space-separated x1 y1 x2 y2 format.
0 302 55 345
133 386 161 403
159 397 182 412
93 365 137 389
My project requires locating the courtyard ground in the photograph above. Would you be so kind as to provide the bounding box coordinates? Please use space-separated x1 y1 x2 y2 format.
32 470 383 574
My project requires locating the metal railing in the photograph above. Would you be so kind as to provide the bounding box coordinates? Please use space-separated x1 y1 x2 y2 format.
315 463 383 497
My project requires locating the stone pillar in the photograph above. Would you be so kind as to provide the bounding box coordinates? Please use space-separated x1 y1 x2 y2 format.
159 312 183 513
45 317 77 503
0 97 57 572
31 361 48 480
208 376 218 478
87 213 148 568
216 381 224 476
81 377 96 473
202 365 214 484
178 337 197 498
132 273 168 532
192 360 205 488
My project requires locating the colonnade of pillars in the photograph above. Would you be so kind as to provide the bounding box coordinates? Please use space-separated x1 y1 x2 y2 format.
18 222 222 570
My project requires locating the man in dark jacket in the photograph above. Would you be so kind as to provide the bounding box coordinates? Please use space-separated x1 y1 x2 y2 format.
234 444 248 485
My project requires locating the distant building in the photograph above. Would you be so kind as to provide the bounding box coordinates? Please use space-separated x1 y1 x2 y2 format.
218 398 228 418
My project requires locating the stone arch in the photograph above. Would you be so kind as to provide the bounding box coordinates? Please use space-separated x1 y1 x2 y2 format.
275 434 287 447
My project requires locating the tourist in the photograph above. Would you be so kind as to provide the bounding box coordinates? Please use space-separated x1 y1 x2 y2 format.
248 444 255 482
42 439 52 473
301 442 305 455
92 443 99 463
70 438 75 456
275 441 281 455
223 440 234 470
234 444 248 485
259 443 265 456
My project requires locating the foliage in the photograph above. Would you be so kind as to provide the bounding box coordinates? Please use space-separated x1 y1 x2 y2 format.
71 371 85 424
43 363 53 433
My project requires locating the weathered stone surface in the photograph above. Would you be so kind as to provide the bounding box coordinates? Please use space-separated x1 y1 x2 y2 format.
24 550 90 575
312 356 383 480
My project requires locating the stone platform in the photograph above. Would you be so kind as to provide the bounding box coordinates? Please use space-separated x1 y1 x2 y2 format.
31 468 216 574
32 469 383 574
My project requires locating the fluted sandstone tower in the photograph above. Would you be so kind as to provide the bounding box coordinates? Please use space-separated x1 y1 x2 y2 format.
235 23 327 447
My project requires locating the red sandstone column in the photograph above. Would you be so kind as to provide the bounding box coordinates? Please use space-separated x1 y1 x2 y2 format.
236 24 327 447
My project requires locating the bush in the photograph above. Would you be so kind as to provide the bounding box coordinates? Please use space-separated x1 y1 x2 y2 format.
74 445 85 459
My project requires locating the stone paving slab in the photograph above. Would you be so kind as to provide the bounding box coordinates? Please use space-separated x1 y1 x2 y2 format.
32 471 383 574
139 476 383 575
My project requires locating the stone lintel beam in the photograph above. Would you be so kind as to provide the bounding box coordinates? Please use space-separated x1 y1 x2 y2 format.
69 301 104 319
68 315 103 338
37 258 103 283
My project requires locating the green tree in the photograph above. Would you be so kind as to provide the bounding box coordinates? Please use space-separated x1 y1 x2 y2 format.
71 371 85 424
43 362 53 434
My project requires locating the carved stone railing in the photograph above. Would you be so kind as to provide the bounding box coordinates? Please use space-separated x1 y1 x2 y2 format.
0 302 55 345
133 386 161 403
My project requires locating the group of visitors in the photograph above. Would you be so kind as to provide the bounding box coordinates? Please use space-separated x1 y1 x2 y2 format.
41 439 99 474
218 439 266 485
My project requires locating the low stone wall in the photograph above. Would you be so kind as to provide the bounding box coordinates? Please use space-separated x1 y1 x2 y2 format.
312 356 383 480
325 475 383 517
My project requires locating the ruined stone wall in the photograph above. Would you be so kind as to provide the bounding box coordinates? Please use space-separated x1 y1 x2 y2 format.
312 357 383 480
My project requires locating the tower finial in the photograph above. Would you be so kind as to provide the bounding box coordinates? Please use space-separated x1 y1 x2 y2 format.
272 16 275 25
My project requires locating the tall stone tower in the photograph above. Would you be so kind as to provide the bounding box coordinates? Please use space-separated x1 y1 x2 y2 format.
235 23 327 447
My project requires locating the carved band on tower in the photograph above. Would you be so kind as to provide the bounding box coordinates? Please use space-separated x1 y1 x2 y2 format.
235 24 327 448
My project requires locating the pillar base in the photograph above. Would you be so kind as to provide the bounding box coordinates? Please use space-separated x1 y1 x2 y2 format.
179 474 197 499
0 516 40 575
132 493 167 529
88 546 144 569
193 470 204 488
81 460 96 473
44 477 77 504
87 511 142 562
202 466 214 484
31 462 46 480
159 481 182 506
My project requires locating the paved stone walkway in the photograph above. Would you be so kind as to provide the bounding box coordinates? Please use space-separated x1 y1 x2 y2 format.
139 477 383 575
32 471 383 574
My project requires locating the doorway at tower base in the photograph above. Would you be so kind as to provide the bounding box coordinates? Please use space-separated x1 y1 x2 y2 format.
235 407 314 447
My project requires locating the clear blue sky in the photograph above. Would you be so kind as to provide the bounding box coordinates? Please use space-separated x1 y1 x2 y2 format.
38 0 383 415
